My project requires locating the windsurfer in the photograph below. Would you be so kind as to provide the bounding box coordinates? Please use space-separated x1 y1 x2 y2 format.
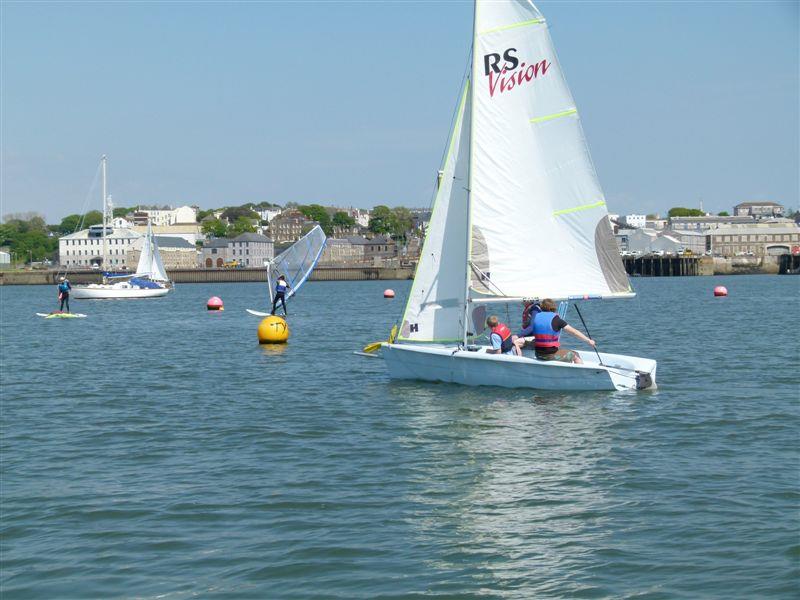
485 315 521 356
531 299 595 364
271 274 290 316
57 277 72 313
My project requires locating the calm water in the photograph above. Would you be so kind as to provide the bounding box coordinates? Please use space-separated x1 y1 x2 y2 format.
1 276 798 599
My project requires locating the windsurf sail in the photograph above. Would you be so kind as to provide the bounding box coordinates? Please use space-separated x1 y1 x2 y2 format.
268 225 326 302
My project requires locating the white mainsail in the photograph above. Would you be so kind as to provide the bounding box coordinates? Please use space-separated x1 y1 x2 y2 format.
269 225 326 301
469 0 631 301
398 81 471 343
135 221 169 282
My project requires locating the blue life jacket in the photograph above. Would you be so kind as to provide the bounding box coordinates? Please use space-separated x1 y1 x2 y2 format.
532 312 560 350
275 279 288 294
58 282 70 293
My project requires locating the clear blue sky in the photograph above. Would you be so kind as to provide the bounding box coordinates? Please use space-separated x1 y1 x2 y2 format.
2 1 798 223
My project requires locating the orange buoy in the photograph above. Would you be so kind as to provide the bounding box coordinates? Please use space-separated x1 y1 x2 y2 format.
207 296 224 310
384 289 395 299
713 286 728 297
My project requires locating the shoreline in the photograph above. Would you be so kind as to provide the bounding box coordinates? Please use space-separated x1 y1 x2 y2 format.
1 255 797 286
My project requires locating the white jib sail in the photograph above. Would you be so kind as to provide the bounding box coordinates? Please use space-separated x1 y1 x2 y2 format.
135 221 170 282
469 0 631 301
269 224 326 300
398 81 472 343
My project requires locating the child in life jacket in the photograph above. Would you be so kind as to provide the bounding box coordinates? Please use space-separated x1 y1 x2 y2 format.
485 315 521 356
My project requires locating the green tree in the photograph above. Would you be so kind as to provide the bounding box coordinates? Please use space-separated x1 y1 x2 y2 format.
197 208 216 222
228 216 257 236
391 206 413 239
368 205 395 235
112 207 131 218
718 211 730 216
221 206 259 222
0 215 58 263
299 204 332 235
667 207 705 217
332 211 355 229
201 218 228 238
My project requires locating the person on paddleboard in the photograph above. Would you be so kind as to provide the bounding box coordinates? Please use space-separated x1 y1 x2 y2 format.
271 274 290 316
485 315 521 356
57 276 72 313
530 298 595 364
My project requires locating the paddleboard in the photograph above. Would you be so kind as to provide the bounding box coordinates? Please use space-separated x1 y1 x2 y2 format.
37 312 87 319
246 309 287 317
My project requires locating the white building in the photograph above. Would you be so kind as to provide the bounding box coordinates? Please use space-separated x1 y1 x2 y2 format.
133 205 198 226
111 217 132 228
131 224 204 245
0 250 10 265
347 208 370 228
256 208 281 223
621 214 646 229
59 226 142 269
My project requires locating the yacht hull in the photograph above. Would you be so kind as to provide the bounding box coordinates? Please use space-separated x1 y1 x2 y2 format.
71 286 170 299
382 343 657 392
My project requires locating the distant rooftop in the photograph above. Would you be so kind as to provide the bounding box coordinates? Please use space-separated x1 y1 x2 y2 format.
233 232 273 243
734 201 783 207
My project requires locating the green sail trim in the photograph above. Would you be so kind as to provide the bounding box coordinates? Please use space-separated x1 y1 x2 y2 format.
529 108 577 124
553 200 606 217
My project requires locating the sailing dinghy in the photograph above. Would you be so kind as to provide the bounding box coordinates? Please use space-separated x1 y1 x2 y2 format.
380 0 656 391
247 225 326 316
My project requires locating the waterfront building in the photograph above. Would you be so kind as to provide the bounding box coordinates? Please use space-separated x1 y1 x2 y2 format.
59 226 141 268
645 218 667 230
0 250 10 265
128 236 198 270
364 235 397 263
615 229 684 255
706 224 800 257
668 215 754 232
673 230 708 255
734 201 784 219
200 238 231 268
319 238 367 264
200 234 274 268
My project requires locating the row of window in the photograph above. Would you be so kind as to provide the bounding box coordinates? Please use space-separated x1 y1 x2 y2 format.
63 238 131 245
717 234 797 242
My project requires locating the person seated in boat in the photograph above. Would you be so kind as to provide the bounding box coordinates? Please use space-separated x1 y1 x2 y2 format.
271 274 290 316
485 315 521 356
57 276 71 313
531 298 595 364
514 301 542 352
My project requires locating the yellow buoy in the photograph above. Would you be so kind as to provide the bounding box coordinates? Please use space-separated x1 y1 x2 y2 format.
258 315 290 344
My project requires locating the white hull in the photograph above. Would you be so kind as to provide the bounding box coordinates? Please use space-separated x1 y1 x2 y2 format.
71 285 170 299
382 344 657 392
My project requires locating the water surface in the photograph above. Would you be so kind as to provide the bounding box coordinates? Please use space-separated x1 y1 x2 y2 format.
1 276 798 598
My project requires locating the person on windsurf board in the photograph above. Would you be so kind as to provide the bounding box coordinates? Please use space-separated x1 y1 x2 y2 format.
57 277 72 313
271 274 290 316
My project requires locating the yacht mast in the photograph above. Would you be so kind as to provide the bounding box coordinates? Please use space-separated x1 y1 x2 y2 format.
101 155 108 272
462 0 477 348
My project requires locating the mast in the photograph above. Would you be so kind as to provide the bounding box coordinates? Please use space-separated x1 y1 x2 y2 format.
101 155 107 273
461 0 477 347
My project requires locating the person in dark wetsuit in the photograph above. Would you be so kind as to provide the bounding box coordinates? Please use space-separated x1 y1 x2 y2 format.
270 274 290 316
57 277 72 313
531 298 595 364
